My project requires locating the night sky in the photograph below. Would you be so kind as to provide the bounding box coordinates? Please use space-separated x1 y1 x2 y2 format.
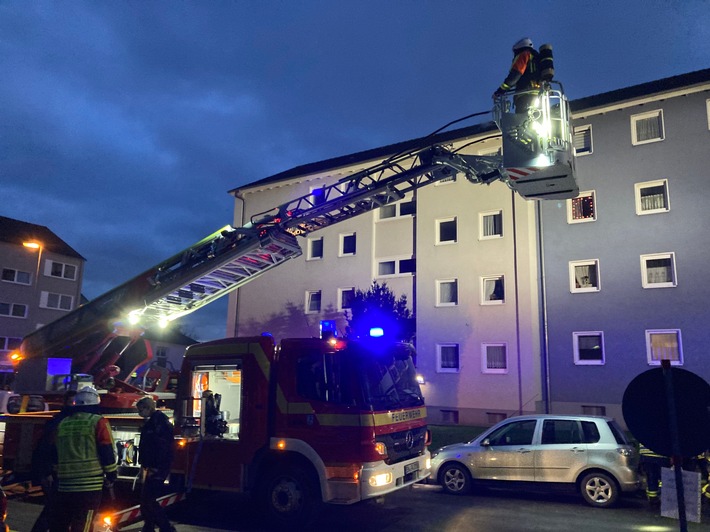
1 1 708 341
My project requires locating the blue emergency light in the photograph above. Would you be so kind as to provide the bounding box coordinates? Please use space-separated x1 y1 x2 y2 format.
369 327 384 337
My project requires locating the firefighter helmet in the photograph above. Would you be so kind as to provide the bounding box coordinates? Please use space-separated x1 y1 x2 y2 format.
513 37 533 52
75 385 100 406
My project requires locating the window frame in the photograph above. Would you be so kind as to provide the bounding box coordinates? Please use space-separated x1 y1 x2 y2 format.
437 343 460 373
377 198 416 220
0 336 22 352
567 190 597 224
45 260 77 281
573 124 593 156
40 291 74 311
339 232 356 257
641 252 677 289
631 109 665 146
707 98 710 130
337 287 355 311
0 302 28 319
305 290 322 314
645 329 683 366
482 343 508 374
376 256 415 278
306 236 324 261
481 275 505 305
479 210 503 240
435 217 457 245
573 331 605 366
1 268 31 285
635 179 670 215
436 278 458 307
569 259 601 293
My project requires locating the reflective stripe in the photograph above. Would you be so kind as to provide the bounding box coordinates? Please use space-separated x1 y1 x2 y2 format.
56 413 105 492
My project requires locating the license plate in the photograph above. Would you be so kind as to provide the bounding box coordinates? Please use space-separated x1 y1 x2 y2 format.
404 462 419 475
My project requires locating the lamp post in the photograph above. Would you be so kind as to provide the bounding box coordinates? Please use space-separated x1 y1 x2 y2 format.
22 241 43 314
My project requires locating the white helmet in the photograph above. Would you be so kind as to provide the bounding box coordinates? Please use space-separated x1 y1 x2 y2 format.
75 385 100 406
513 37 533 52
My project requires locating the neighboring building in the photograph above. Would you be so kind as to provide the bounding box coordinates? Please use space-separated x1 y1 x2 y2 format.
142 328 198 373
540 69 710 422
0 216 85 373
227 68 710 427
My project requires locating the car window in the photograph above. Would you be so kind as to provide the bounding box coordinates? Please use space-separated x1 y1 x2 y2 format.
541 419 583 444
606 420 629 444
487 420 536 446
580 421 601 443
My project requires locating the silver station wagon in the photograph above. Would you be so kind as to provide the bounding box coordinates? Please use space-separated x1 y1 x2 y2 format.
430 414 639 508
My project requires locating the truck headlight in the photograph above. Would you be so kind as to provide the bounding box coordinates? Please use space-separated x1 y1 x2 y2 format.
369 472 392 487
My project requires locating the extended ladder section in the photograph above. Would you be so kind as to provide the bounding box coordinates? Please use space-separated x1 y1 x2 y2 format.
19 82 579 367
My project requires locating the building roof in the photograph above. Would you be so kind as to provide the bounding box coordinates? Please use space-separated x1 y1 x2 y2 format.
231 68 710 194
0 215 85 260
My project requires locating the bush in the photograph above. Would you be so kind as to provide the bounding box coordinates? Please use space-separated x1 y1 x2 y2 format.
429 425 486 451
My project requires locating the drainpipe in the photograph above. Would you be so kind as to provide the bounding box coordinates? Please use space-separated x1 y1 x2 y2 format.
511 191 523 414
536 201 551 413
232 191 247 337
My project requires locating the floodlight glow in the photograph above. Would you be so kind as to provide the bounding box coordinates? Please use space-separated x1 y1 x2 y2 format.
128 312 141 325
369 327 384 337
158 317 169 329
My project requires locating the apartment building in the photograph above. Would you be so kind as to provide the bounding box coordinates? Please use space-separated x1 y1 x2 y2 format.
227 68 710 426
0 216 85 372
540 68 710 422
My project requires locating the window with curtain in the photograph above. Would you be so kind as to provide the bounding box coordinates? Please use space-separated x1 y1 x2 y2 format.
569 260 600 292
483 344 507 373
635 179 669 214
631 109 664 145
480 210 503 239
481 276 505 304
641 253 676 288
437 344 460 372
646 330 682 365
436 279 458 306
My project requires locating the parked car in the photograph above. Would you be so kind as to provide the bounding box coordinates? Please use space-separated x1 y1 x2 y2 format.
430 414 639 508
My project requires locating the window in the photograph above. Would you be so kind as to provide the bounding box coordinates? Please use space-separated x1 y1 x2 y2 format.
40 291 73 311
338 287 355 310
480 210 503 239
487 419 536 446
46 261 77 280
541 419 583 444
569 260 600 292
631 109 664 145
641 253 676 288
482 343 508 374
635 179 669 215
339 233 356 256
378 199 416 219
1 268 31 285
307 237 323 260
573 332 605 365
582 405 606 417
0 337 21 353
481 275 505 304
707 99 710 130
155 346 168 367
646 329 682 366
436 217 457 244
305 290 322 314
437 344 460 373
0 302 27 318
377 256 415 277
573 125 593 155
436 279 458 306
567 190 596 223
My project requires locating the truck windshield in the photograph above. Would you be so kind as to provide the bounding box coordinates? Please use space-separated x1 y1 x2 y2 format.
295 341 424 411
352 342 424 411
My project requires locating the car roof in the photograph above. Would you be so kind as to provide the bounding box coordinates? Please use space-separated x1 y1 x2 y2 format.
499 414 614 423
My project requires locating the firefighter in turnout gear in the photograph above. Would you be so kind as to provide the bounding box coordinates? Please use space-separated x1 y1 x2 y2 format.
49 385 117 531
639 443 670 506
493 37 540 113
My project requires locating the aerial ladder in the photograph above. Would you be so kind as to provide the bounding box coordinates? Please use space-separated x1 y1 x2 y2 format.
12 80 578 410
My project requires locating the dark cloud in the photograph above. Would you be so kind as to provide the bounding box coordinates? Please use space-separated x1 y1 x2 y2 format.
1 1 707 341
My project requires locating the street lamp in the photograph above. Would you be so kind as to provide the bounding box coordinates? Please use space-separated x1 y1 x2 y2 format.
22 241 43 309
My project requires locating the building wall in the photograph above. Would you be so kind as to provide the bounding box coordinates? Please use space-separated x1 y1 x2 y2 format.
0 241 84 368
541 87 710 423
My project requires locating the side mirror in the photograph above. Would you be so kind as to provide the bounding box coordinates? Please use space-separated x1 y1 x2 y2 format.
481 438 491 447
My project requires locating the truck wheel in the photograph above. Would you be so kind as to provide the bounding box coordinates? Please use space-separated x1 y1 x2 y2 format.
261 465 321 528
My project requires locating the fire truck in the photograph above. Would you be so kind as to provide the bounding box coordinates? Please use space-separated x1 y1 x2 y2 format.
2 77 578 527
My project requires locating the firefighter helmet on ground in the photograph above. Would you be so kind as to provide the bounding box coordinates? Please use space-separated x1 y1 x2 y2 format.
513 37 533 52
74 385 100 406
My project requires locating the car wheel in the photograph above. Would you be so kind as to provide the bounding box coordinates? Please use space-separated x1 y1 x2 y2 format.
439 462 472 495
580 471 619 508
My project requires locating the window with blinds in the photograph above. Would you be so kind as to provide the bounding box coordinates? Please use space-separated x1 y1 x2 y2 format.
573 125 593 155
483 344 508 374
646 330 682 365
631 109 664 145
635 179 670 215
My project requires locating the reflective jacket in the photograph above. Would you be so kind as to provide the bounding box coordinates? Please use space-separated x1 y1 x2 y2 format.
55 411 117 492
499 47 540 92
